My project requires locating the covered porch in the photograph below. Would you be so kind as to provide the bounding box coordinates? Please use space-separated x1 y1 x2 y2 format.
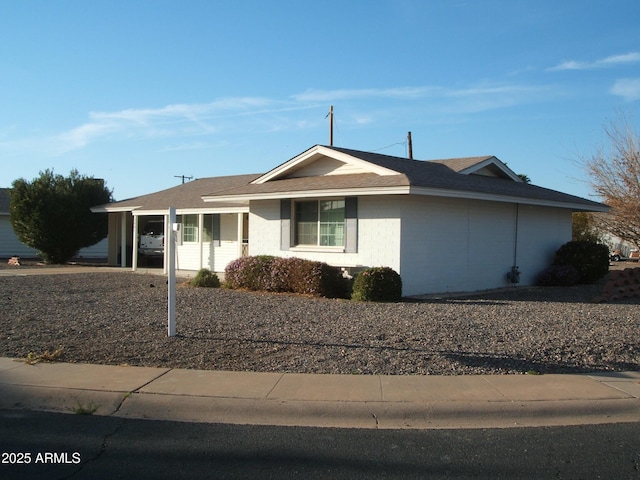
105 208 249 274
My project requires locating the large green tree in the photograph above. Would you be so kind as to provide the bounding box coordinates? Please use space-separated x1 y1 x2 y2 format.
10 169 113 264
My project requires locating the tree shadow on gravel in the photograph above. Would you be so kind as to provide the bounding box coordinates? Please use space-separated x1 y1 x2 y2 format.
177 333 640 375
405 284 627 305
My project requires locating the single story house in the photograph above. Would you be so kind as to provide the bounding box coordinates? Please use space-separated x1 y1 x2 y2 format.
0 188 107 259
92 145 608 296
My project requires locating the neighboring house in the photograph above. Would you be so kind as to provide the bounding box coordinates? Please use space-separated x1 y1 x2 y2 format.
92 145 608 296
0 188 108 259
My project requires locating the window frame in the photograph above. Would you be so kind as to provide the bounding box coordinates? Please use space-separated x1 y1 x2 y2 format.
293 198 346 248
181 214 199 243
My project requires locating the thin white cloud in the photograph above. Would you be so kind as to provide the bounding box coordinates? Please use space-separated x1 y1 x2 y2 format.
548 51 640 71
52 97 275 154
291 87 436 102
610 78 640 101
1 82 557 159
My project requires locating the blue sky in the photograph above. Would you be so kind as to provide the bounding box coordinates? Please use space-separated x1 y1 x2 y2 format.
1 0 639 201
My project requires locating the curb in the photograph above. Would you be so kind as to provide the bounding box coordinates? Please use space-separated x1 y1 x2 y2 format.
1 359 639 429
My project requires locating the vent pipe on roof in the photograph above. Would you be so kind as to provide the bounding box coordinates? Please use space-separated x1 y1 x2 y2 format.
407 131 413 159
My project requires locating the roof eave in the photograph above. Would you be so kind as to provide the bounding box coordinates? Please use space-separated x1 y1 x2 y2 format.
203 186 412 202
410 186 610 211
90 205 142 213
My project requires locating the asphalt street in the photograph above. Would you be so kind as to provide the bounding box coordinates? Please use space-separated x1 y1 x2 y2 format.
2 409 639 479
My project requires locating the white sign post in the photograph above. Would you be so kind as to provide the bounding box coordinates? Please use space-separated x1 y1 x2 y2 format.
167 207 176 337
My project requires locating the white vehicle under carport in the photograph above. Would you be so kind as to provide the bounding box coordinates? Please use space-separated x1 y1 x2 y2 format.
138 220 165 257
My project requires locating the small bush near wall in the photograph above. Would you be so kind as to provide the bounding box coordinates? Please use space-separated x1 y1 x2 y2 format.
224 256 350 298
552 241 610 284
536 265 581 286
351 267 402 302
190 268 220 288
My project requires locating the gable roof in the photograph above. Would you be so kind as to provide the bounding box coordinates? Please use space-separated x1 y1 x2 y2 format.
430 155 522 181
201 145 608 212
93 145 608 214
91 174 260 214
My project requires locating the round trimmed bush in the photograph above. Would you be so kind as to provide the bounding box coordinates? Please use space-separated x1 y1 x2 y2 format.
351 267 402 302
536 265 581 286
552 241 609 284
190 268 220 288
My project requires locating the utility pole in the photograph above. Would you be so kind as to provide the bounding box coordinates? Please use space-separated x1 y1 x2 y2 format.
407 131 413 160
329 105 334 146
174 175 193 184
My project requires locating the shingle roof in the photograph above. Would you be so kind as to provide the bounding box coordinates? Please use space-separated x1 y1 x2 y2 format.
93 174 260 212
0 188 10 214
331 146 607 210
94 146 608 213
201 146 607 211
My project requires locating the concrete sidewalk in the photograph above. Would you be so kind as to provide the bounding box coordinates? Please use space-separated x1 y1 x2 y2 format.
1 357 639 429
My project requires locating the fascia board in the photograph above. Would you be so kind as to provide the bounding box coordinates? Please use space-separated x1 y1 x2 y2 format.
132 206 250 216
409 186 610 212
203 186 411 202
252 145 400 184
90 205 142 213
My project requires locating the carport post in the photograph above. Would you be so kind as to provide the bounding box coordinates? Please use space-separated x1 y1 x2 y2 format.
168 207 176 337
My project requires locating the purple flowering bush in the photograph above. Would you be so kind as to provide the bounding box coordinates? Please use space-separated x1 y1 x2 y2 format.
351 266 402 302
224 256 350 298
224 255 275 291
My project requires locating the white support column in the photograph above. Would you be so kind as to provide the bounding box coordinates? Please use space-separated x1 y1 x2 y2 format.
167 207 176 337
198 213 204 270
132 215 139 272
163 213 169 274
237 212 244 258
120 212 127 268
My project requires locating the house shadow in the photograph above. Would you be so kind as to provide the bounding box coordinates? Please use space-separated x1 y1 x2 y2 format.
178 332 640 375
405 283 640 305
442 350 640 375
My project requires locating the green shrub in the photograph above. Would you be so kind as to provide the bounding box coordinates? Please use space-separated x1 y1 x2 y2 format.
190 268 220 288
552 241 609 284
536 265 581 286
351 266 402 302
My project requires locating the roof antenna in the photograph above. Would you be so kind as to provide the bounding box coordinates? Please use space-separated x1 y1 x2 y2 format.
407 131 413 160
174 175 193 184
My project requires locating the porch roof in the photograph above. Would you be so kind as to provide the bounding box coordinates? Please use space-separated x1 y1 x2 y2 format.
91 174 260 213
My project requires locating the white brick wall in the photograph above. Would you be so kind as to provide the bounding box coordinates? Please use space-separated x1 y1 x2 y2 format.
244 196 574 296
398 196 573 295
249 197 402 271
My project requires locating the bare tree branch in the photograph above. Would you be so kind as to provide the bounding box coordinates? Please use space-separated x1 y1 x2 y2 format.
581 113 640 248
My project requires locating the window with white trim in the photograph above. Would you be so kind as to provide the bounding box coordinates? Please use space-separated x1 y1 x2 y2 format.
294 199 345 247
182 214 199 243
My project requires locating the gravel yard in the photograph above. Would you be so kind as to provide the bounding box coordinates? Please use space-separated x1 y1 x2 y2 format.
1 267 639 375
